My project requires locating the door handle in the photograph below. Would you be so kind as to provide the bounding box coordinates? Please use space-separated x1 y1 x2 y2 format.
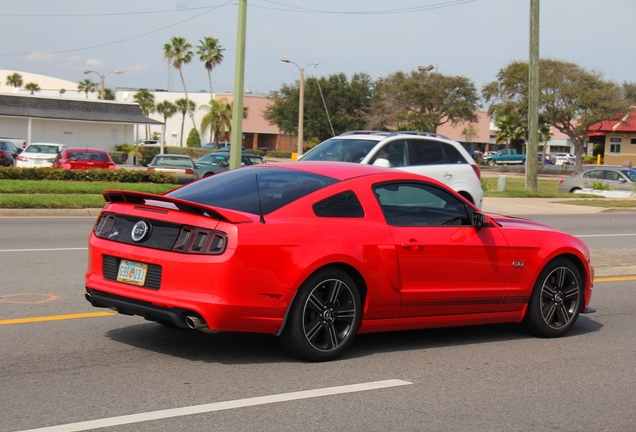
400 239 425 251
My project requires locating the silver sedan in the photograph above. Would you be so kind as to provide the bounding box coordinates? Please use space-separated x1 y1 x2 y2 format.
558 167 636 193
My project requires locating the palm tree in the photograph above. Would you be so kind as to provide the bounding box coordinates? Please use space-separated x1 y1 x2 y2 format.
495 114 524 149
24 82 41 95
197 36 225 98
133 89 156 139
175 98 196 147
164 36 196 131
101 88 116 100
200 98 247 144
77 79 97 98
156 100 177 152
6 73 23 89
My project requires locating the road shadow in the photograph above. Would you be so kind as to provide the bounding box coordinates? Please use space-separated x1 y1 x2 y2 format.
105 314 603 364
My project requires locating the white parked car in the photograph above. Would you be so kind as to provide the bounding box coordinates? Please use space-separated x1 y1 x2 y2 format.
553 153 575 166
299 131 484 208
15 143 67 168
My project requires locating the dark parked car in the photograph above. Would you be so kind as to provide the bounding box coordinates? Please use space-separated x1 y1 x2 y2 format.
194 152 263 178
0 140 21 167
53 148 117 170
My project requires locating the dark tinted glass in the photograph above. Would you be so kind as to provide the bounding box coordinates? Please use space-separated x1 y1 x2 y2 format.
313 191 364 218
167 167 339 215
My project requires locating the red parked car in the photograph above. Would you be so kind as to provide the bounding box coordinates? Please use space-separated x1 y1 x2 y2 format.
85 162 594 361
53 148 116 170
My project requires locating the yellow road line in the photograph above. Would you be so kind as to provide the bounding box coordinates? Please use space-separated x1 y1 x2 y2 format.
0 311 116 325
595 276 636 283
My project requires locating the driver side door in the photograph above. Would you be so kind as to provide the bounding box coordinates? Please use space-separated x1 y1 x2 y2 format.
374 182 509 318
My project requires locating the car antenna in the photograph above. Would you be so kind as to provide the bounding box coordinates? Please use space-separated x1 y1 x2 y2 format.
255 173 266 224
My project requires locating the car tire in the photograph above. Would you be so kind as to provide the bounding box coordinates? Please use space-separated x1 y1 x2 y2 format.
488 159 495 166
569 187 582 193
522 258 583 338
280 267 361 362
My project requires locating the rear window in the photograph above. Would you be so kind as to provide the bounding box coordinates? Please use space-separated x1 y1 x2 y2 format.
167 167 339 215
67 151 108 161
26 145 61 154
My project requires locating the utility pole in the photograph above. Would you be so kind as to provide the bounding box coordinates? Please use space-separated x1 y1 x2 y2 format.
230 0 247 169
526 0 540 191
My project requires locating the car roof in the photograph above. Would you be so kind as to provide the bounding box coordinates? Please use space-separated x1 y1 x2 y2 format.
64 147 108 152
252 160 418 181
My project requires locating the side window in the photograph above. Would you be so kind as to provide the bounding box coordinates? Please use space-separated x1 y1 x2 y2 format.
584 170 602 180
371 140 408 167
441 143 468 164
604 170 620 181
408 140 445 165
313 191 364 218
373 182 470 227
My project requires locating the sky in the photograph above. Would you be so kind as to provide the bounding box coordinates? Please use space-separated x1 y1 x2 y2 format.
2 0 635 98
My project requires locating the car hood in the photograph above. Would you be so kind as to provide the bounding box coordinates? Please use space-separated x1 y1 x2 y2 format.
487 214 563 234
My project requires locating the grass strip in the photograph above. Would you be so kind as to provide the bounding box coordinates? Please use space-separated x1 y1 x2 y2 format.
0 180 176 194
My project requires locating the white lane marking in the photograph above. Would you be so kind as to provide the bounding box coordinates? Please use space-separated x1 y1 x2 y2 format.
576 233 636 238
0 247 88 253
17 379 412 432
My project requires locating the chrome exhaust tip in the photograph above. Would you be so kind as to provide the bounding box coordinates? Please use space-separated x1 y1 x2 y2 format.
185 315 215 333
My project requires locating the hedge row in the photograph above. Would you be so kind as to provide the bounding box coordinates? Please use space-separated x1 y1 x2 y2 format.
0 167 178 183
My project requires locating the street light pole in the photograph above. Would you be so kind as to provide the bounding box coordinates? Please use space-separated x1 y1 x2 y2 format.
281 57 321 157
82 69 124 99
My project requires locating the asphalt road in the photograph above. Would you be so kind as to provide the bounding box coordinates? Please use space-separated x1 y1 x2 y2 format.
1 216 635 431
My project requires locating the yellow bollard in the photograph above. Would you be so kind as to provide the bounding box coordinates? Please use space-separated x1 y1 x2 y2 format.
291 152 298 161
597 154 601 165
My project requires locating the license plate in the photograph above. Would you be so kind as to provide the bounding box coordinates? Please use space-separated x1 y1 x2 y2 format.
117 260 148 286
34 159 43 165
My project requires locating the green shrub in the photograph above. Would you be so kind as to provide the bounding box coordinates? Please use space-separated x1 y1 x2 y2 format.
0 167 177 184
583 155 600 164
591 180 612 191
267 151 292 159
186 128 201 148
109 151 128 164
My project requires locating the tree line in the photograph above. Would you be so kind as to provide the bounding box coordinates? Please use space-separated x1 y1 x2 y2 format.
265 59 636 172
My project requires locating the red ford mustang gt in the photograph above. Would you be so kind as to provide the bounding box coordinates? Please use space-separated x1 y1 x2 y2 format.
85 161 593 361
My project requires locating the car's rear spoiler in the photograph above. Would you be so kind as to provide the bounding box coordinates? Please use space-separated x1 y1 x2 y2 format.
102 190 255 223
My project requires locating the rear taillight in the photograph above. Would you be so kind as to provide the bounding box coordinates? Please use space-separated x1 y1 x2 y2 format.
17 155 27 162
148 167 155 172
471 164 481 180
0 151 6 157
185 169 194 175
172 227 227 255
559 179 565 184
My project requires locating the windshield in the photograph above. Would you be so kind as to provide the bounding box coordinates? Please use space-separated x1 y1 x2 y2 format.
167 167 339 215
195 154 227 166
25 145 60 154
621 169 636 182
300 138 378 162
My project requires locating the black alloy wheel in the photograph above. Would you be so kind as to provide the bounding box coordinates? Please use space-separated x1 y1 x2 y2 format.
281 268 361 362
523 258 583 337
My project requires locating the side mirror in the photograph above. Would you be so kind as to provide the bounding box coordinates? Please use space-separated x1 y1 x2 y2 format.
471 211 489 228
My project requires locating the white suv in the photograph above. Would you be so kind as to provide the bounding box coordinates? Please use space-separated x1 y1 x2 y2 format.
299 131 483 208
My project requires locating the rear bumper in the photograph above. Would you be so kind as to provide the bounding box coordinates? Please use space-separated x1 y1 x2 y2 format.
86 288 193 328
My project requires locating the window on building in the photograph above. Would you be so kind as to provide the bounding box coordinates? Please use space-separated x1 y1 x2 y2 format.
630 138 636 145
609 137 622 155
